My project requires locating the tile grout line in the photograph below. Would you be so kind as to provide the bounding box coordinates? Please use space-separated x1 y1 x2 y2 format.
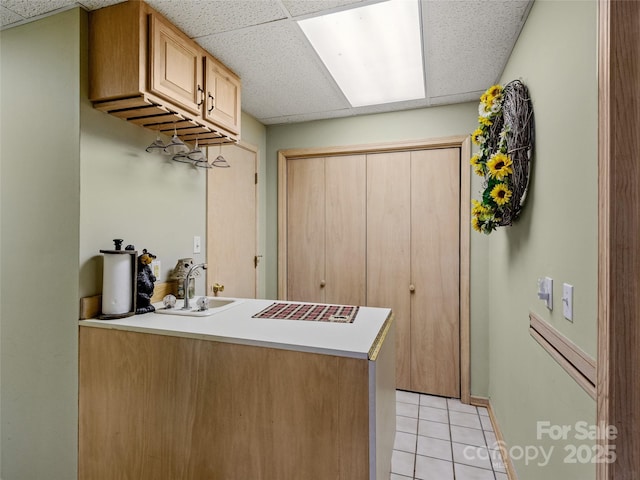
447 402 457 480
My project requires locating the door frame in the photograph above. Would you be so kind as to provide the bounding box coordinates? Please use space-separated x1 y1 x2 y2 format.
278 135 472 402
597 1 640 478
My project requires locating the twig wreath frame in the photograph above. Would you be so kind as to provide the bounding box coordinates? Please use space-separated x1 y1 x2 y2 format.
470 80 535 234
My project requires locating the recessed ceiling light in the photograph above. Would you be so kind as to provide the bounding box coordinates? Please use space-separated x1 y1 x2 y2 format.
298 0 424 108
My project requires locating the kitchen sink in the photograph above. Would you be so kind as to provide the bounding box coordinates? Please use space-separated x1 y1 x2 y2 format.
154 297 243 317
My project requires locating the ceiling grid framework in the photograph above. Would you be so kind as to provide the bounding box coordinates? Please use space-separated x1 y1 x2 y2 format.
1 0 532 125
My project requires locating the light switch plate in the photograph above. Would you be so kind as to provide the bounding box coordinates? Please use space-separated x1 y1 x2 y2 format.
537 276 553 310
563 283 574 321
193 235 201 254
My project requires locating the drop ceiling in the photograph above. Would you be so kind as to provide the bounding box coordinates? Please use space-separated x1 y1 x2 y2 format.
1 0 533 125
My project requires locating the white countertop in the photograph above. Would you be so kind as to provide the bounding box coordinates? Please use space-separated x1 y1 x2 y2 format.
79 298 392 360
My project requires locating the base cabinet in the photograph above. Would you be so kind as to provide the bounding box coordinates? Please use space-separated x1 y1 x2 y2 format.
79 325 395 480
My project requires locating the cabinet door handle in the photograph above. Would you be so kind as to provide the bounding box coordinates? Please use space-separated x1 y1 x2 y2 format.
320 280 326 288
197 85 204 107
207 92 215 113
409 284 416 293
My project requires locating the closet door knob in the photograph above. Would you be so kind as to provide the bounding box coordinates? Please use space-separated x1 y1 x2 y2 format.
409 284 416 293
320 280 326 288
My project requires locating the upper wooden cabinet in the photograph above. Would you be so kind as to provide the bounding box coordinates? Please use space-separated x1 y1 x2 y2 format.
149 14 203 116
89 0 241 144
204 56 241 135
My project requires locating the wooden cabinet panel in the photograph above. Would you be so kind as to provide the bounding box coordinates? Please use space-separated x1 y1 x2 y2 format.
88 0 146 100
367 152 412 390
287 157 326 302
325 155 367 305
204 57 241 135
79 327 371 480
410 148 460 398
206 143 258 298
149 14 202 115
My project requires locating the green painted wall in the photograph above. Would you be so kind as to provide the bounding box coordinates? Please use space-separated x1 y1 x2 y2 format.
0 10 81 479
0 1 599 478
79 51 267 299
487 1 598 479
266 104 491 397
0 9 269 477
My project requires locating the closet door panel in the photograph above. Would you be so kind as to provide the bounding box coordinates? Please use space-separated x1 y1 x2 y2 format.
287 158 325 302
367 152 412 390
410 148 460 397
325 155 367 306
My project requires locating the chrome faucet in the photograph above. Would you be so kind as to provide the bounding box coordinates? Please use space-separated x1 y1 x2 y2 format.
182 263 207 310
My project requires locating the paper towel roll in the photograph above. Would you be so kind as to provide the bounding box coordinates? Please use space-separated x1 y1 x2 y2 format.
102 253 133 315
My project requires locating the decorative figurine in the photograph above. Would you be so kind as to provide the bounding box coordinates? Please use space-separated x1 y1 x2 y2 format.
135 248 157 314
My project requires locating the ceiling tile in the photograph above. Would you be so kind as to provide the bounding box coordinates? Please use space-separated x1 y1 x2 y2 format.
424 0 530 97
78 0 125 10
1 0 76 18
1 5 25 26
281 0 365 18
147 0 287 37
197 20 348 121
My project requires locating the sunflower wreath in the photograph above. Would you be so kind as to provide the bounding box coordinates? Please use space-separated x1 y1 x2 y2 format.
470 80 535 234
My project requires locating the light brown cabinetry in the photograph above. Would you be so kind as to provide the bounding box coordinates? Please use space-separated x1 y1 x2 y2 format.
89 0 241 144
286 155 366 306
204 56 241 135
281 147 461 397
79 324 395 480
149 14 203 116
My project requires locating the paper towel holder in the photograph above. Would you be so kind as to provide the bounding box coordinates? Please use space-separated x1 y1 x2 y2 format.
99 240 138 320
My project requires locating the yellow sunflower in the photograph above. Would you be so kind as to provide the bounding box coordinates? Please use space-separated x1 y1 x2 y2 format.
471 216 481 232
490 183 512 206
471 128 486 146
487 153 513 180
478 116 493 127
487 84 503 98
472 200 494 221
470 154 481 169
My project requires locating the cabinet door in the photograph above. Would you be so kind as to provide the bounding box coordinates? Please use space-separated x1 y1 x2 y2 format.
287 157 326 302
204 57 241 135
149 14 202 115
325 155 367 306
207 144 258 298
411 148 460 397
367 152 412 390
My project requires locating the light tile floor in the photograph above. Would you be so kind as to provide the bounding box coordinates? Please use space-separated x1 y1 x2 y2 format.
391 390 508 480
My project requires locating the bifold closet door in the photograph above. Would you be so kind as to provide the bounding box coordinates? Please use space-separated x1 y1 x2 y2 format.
324 155 367 306
286 155 366 305
410 148 460 398
287 157 326 303
367 149 460 396
367 152 412 390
